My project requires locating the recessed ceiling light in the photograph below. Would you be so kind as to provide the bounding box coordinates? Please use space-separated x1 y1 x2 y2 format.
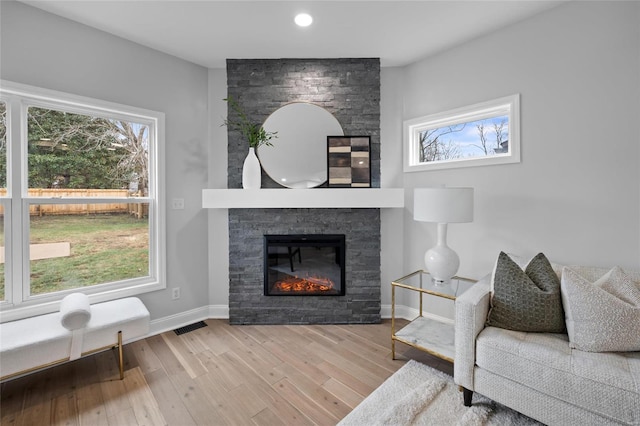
294 13 313 27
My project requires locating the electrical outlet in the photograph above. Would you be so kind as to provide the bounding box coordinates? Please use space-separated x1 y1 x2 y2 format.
171 198 184 210
172 287 181 300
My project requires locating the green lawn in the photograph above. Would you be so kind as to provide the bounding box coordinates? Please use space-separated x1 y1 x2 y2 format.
1 214 148 299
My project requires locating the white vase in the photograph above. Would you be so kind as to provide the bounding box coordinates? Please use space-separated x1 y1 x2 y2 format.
242 147 261 189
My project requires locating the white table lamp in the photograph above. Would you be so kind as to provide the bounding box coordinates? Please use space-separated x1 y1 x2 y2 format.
414 187 474 284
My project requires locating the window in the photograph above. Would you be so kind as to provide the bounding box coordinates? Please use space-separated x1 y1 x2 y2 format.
0 81 165 321
1 100 6 302
404 94 520 172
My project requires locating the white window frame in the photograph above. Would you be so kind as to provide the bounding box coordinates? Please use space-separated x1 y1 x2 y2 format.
403 94 520 172
0 80 166 322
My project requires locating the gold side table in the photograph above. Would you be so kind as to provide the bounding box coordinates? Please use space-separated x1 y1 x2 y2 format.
391 270 476 362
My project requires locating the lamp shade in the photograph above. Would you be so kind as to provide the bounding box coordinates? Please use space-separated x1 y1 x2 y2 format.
414 187 474 223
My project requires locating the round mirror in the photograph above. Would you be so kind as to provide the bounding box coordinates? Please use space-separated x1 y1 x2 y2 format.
259 102 343 188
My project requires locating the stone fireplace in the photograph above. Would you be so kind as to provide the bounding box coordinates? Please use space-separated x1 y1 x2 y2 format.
228 208 381 324
226 58 381 325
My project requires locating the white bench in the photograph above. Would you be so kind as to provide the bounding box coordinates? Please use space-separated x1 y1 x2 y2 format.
0 295 150 382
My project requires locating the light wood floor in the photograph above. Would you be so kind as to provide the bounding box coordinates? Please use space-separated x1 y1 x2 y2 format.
0 319 453 426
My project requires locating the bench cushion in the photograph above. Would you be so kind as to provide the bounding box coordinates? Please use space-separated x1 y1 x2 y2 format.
0 297 149 379
0 313 71 378
82 297 150 351
475 326 640 424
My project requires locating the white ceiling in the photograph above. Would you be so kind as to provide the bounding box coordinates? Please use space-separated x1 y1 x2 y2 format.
21 0 566 69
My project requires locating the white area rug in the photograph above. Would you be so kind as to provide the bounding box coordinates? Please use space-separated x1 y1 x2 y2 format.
339 360 542 426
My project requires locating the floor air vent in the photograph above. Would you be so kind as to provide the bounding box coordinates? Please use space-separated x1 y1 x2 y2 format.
174 321 207 335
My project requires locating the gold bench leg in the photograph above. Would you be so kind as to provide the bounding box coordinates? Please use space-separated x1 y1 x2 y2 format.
118 331 124 380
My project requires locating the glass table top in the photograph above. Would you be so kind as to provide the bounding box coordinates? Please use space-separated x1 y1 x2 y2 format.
392 270 476 299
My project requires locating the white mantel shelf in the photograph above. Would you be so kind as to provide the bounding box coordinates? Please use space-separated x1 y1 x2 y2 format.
202 188 405 209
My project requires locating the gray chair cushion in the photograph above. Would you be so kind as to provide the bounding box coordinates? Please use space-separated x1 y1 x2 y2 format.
476 326 640 424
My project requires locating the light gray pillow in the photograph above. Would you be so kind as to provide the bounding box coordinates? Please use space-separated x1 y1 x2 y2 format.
486 252 566 333
561 266 640 352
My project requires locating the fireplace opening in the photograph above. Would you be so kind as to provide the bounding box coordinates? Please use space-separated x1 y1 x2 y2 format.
264 234 346 296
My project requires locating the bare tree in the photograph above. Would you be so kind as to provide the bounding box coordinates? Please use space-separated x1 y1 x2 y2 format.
111 121 149 195
28 108 149 195
419 124 465 162
474 122 489 155
473 118 508 156
493 119 507 152
0 103 5 150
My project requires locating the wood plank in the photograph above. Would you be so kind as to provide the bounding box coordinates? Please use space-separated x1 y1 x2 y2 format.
95 352 132 419
221 326 286 383
98 378 131 420
313 337 396 381
167 369 227 425
123 367 167 426
144 335 186 377
322 377 364 409
236 325 273 345
50 392 78 426
263 340 330 386
194 350 244 391
228 383 270 421
194 372 267 425
96 349 124 382
333 323 395 355
143 368 197 426
76 382 109 426
0 374 27 420
195 320 241 356
316 360 377 397
251 407 287 426
160 332 208 379
129 339 164 376
107 407 139 426
330 332 398 373
273 362 353 420
178 327 211 355
302 324 346 345
216 351 310 425
18 399 52 426
19 371 50 412
71 355 101 389
272 378 338 425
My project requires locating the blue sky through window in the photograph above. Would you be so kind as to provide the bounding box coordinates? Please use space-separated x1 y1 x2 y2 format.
420 114 509 162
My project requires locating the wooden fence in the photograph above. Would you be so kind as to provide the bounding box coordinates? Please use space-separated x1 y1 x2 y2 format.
0 189 147 218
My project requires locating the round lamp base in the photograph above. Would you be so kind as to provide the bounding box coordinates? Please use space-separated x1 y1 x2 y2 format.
425 244 460 285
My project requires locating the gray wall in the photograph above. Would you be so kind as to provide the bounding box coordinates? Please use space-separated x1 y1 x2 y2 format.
389 0 640 317
1 1 210 323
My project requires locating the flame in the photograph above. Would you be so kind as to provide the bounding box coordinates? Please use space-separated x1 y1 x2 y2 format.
274 275 336 293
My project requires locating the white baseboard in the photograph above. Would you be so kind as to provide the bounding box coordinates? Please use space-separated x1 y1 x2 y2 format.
208 304 229 319
138 303 449 342
147 304 227 336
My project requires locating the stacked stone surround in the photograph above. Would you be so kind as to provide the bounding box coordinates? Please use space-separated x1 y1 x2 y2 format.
227 58 381 325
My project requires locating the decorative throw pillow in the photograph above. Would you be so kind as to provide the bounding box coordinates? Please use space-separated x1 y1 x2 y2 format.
486 252 566 332
561 266 640 352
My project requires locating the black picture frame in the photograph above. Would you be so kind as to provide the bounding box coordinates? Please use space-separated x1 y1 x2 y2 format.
327 136 371 188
